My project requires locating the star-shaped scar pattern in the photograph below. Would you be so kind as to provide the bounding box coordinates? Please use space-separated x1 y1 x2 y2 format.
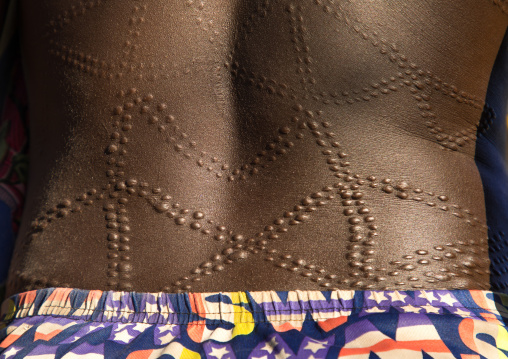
16 0 495 293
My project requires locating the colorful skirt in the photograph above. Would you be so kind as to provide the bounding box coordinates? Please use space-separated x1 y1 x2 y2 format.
1 287 508 358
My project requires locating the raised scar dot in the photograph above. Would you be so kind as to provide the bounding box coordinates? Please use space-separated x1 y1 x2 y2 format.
155 203 170 213
190 222 201 230
175 217 186 225
106 145 118 154
382 185 394 194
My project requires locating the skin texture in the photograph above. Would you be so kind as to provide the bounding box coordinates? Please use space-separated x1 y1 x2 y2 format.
6 0 508 296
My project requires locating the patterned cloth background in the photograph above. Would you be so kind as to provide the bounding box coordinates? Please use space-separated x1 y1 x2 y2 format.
0 0 28 292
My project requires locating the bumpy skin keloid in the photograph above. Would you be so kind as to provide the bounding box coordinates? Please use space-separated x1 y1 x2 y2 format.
6 0 508 295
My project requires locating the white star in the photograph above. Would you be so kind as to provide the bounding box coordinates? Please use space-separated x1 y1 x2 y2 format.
275 347 292 359
69 335 81 342
118 308 133 321
209 346 229 359
367 292 388 304
387 291 407 303
132 323 151 332
261 336 278 354
2 346 21 359
401 304 422 313
103 304 115 320
422 305 441 314
364 307 386 313
250 356 268 359
453 308 470 317
86 324 105 333
438 293 458 306
155 326 177 346
418 291 439 303
304 340 327 353
113 328 134 344
144 302 159 314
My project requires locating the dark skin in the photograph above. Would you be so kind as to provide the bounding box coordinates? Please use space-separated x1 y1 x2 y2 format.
6 0 508 296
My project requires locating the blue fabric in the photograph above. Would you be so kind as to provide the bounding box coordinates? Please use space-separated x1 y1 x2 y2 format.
475 30 508 293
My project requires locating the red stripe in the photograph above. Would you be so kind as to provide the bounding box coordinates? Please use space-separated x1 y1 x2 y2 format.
126 349 154 359
0 334 20 348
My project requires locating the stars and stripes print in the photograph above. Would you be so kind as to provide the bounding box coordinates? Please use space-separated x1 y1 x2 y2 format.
0 288 508 358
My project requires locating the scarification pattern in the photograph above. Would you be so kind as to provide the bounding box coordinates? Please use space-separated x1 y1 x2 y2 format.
47 2 154 81
30 189 103 233
103 101 136 290
28 88 488 291
17 0 496 292
493 0 508 15
477 103 496 136
46 0 106 34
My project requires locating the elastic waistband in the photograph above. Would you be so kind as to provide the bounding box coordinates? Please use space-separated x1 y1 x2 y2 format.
2 287 508 327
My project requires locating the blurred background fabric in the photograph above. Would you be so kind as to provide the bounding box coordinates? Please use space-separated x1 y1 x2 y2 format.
475 31 508 293
0 0 29 299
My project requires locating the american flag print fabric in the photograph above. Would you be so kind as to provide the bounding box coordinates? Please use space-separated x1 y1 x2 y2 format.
1 288 508 358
